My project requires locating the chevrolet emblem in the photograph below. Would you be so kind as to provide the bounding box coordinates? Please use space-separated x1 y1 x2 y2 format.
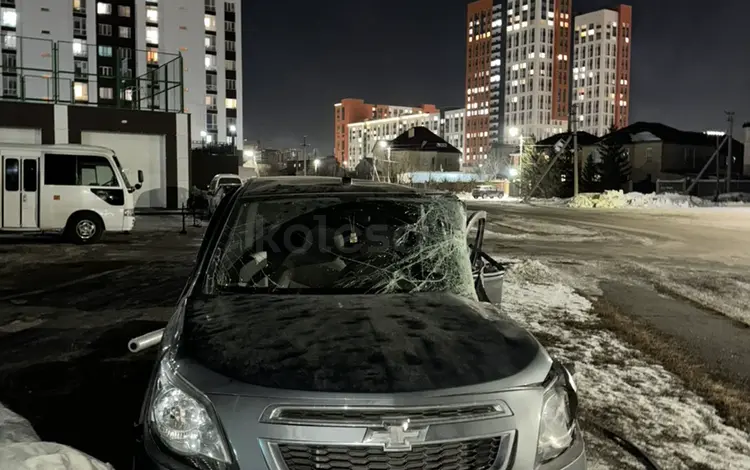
363 419 429 451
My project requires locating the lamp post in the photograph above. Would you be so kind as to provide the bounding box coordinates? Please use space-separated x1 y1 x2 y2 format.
378 140 392 182
200 130 207 147
314 158 320 174
229 124 237 148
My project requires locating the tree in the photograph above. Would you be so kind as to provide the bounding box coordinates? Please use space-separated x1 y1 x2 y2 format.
517 137 565 198
581 154 601 192
598 125 631 191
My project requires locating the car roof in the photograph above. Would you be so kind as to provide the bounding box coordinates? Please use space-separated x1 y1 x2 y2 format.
237 176 447 198
214 174 242 179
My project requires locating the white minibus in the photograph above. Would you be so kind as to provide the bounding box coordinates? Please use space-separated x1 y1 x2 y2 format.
0 144 143 244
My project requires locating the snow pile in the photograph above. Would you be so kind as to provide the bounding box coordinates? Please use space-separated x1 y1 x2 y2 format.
500 260 750 470
568 190 708 209
0 402 114 469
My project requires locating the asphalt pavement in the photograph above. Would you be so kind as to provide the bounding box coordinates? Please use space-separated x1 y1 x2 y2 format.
0 216 205 469
469 201 750 389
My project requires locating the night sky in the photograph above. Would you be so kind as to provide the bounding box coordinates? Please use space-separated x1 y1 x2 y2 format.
242 0 749 154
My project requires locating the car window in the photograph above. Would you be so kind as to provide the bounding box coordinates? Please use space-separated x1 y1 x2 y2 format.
218 177 241 187
202 195 476 299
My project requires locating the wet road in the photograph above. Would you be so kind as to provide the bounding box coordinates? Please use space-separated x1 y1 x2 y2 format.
468 201 750 389
0 216 204 469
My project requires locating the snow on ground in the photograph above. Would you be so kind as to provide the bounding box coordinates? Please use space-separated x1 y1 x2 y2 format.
569 190 750 210
629 263 750 327
498 259 750 470
0 402 113 469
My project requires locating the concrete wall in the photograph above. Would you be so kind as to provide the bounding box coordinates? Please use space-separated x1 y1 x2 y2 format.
0 102 189 207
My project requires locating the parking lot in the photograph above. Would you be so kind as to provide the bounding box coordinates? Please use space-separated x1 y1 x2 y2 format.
0 215 205 469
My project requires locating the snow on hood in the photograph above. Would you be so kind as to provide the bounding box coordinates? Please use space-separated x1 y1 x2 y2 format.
1 402 113 470
178 292 542 394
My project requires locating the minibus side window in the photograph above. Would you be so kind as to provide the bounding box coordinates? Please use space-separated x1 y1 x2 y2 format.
44 154 119 187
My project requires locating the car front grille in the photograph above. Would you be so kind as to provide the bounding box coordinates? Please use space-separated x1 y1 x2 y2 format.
269 404 509 425
278 437 504 470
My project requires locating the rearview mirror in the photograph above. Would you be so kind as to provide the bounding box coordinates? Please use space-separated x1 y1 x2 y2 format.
137 170 144 183
134 183 142 190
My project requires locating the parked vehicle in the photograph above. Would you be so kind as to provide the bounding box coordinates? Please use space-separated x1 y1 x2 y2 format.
472 184 504 199
129 176 585 470
206 174 243 217
0 143 143 244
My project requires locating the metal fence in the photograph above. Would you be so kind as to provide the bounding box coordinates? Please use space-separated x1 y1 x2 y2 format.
656 178 750 197
0 35 183 113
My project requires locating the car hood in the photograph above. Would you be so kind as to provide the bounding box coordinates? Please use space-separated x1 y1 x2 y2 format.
177 293 543 394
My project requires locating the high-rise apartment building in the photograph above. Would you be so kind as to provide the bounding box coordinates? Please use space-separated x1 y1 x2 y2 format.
572 5 631 136
465 0 572 166
0 0 242 149
346 108 465 167
334 98 437 165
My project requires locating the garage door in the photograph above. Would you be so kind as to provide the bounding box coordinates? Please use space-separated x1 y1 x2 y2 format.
0 127 42 144
81 131 166 208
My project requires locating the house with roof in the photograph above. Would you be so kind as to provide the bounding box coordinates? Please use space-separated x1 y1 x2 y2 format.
538 122 745 186
354 126 461 180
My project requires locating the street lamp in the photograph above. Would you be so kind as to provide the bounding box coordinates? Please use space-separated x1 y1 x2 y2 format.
378 140 392 182
200 130 207 147
314 158 320 174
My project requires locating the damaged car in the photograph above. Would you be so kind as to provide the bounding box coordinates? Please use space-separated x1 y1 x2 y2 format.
129 176 585 470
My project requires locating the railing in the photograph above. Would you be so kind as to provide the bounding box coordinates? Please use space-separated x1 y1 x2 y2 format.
0 35 184 113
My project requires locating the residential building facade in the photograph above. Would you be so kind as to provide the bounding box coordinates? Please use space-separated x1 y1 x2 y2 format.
464 0 572 167
0 0 243 149
573 5 632 136
334 98 437 165
346 108 465 168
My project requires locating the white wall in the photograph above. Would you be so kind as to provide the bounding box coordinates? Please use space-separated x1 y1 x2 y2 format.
13 0 73 101
233 0 244 151
157 0 207 146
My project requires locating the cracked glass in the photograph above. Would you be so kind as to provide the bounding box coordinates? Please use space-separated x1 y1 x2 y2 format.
201 194 477 300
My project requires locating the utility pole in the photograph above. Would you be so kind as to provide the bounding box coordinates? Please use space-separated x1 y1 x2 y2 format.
726 111 734 193
302 135 309 176
571 103 579 196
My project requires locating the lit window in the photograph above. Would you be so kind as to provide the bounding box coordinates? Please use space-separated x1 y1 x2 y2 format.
225 98 237 109
146 48 158 64
118 5 131 17
204 54 216 71
96 2 111 14
124 89 134 101
72 38 86 56
73 0 84 11
99 87 114 99
204 15 216 31
98 45 112 57
1 8 17 28
146 26 158 44
119 26 131 38
146 6 158 22
74 82 89 101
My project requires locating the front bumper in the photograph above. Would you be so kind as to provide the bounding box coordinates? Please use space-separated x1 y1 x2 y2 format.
135 425 587 470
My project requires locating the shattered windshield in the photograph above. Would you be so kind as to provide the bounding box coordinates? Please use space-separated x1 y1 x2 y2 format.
202 195 476 299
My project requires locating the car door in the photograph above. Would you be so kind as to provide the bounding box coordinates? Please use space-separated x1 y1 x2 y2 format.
2 153 40 229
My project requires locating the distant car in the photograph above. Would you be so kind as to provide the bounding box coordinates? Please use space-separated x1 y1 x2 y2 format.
207 174 243 216
472 185 504 199
130 176 585 470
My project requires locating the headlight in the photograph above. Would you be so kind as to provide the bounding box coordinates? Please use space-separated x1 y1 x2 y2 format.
536 363 577 465
149 362 232 469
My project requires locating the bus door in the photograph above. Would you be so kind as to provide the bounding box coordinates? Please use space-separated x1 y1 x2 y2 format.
2 154 40 229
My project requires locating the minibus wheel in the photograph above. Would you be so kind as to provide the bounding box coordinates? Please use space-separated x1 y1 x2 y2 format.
65 212 104 244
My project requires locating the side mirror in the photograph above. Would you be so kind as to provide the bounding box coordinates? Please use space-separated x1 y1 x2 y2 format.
134 183 142 190
137 170 144 184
